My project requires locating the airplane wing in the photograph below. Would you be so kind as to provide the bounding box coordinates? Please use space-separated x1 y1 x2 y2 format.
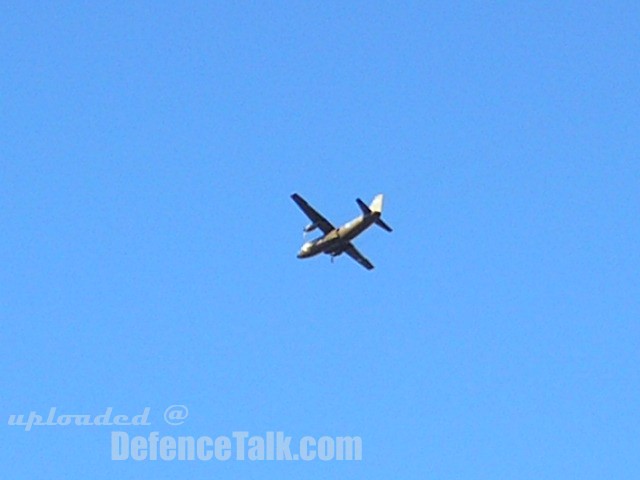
290 193 335 234
344 243 375 270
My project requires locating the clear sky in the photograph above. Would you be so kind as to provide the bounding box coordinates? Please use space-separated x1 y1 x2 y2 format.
2 2 639 478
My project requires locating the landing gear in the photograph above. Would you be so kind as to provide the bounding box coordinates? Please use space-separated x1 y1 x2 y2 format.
329 251 341 264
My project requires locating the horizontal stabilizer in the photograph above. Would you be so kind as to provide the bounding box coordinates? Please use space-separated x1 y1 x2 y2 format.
375 218 393 232
356 198 371 214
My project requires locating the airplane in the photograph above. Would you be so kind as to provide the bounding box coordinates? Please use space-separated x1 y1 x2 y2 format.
291 193 392 270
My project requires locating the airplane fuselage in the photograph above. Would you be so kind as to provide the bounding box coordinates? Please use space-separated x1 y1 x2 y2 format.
297 212 380 259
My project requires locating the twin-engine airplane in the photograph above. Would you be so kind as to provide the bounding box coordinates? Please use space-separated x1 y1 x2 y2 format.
291 193 392 270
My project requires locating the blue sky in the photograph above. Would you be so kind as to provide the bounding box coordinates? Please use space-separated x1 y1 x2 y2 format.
2 2 639 478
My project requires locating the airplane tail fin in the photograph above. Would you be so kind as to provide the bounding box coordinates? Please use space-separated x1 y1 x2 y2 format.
369 194 384 213
357 194 392 232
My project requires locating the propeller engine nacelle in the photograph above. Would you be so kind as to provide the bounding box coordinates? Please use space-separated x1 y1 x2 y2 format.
303 222 318 233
